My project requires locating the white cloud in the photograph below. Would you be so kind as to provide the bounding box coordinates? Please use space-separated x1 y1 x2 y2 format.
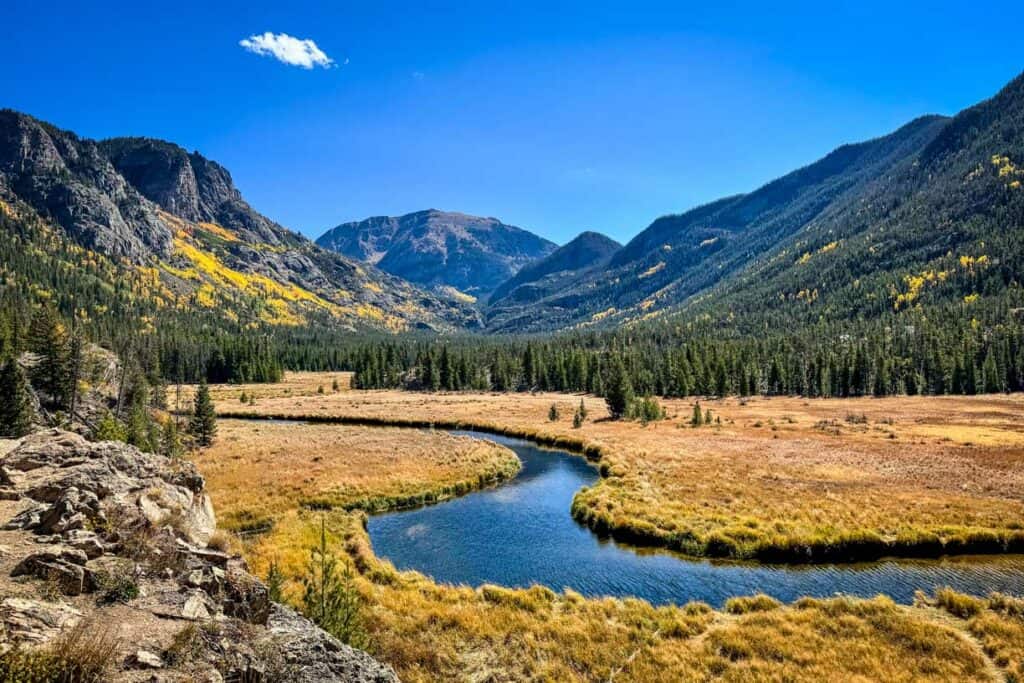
239 32 335 69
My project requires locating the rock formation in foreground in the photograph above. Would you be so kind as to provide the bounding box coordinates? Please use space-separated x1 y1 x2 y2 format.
0 429 398 682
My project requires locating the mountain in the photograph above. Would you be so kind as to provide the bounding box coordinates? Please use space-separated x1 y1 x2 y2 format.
0 111 479 333
316 209 557 299
486 70 1024 332
486 231 620 327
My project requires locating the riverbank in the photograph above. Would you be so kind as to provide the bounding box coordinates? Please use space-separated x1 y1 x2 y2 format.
196 420 521 534
213 386 1024 563
190 409 1024 681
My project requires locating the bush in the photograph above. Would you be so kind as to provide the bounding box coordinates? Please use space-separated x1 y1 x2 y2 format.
92 410 127 442
0 620 120 682
93 564 140 604
206 529 234 553
724 594 782 614
934 587 985 618
548 403 559 421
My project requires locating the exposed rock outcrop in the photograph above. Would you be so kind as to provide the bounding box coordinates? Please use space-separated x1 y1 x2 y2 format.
0 110 173 261
0 430 399 682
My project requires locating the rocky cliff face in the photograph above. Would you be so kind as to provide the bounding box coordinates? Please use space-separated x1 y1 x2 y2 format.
318 209 557 297
100 138 286 246
0 110 173 261
0 110 478 332
0 430 398 682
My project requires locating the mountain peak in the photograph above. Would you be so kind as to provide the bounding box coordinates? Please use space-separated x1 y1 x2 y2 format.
487 230 621 315
317 209 557 296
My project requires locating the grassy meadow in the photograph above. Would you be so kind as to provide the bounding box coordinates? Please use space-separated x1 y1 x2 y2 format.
187 376 1024 680
195 419 520 533
212 381 1024 562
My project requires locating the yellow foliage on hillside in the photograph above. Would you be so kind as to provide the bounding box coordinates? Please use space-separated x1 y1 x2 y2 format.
638 261 666 279
892 266 958 310
197 221 240 242
172 232 342 325
991 154 1024 187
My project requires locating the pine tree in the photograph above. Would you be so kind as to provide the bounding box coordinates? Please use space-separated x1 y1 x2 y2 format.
189 379 217 447
301 519 366 647
691 401 703 427
982 349 1001 393
266 560 285 603
603 356 634 420
0 358 34 437
27 306 70 408
548 403 559 421
578 397 588 420
160 418 183 459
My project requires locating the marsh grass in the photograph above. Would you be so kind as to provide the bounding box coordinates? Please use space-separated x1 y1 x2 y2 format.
190 399 1024 681
218 395 1024 563
194 420 521 534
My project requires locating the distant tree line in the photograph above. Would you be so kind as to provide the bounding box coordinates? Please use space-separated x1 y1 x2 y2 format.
2 194 1022 405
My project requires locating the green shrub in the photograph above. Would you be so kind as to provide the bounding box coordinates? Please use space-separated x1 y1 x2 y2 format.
93 565 140 605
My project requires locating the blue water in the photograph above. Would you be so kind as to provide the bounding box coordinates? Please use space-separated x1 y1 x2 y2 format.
367 430 1024 607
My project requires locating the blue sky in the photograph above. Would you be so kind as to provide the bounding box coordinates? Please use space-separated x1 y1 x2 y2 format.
5 2 1023 245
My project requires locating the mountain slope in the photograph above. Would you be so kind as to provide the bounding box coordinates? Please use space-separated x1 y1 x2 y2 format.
317 209 557 298
668 69 1024 331
479 65 1013 334
486 113 957 332
0 112 479 332
486 231 620 327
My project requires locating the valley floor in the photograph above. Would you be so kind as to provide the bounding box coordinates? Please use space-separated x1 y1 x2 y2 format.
192 376 1024 681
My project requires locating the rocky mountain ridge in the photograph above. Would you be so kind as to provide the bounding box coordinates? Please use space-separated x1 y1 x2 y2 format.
482 69 1024 331
0 110 478 332
317 209 557 298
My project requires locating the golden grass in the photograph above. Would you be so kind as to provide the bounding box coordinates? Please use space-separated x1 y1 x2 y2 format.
209 385 1024 562
194 420 520 533
178 371 353 406
220 502 1000 682
930 590 1024 681
188 403 1024 681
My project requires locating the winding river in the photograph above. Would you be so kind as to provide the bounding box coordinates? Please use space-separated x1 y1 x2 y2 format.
367 430 1024 607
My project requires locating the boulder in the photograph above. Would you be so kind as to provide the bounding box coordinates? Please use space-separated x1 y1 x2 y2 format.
267 605 399 683
11 547 90 595
222 566 271 625
0 598 81 646
128 649 164 669
63 529 107 559
35 487 103 534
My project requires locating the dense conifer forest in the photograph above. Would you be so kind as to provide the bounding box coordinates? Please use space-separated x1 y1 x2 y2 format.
3 186 1021 400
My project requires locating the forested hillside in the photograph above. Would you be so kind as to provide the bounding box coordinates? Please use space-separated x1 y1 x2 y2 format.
0 111 478 335
484 71 1024 334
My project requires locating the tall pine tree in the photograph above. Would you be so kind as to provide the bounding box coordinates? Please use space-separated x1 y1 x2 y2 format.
189 379 217 447
0 358 34 437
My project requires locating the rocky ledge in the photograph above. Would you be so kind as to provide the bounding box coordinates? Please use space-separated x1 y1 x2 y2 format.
0 429 397 682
